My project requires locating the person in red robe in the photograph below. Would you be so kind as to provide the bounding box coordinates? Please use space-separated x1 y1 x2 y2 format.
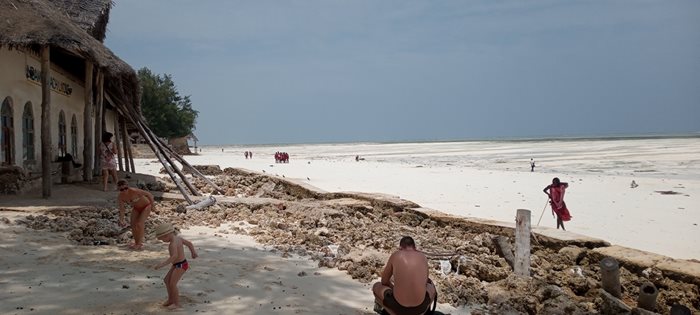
543 177 572 230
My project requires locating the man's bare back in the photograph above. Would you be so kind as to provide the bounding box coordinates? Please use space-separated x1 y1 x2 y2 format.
389 249 429 306
373 236 436 315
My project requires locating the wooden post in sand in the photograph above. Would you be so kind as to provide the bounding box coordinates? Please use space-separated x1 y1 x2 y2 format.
514 209 531 277
600 257 621 298
40 46 51 198
114 114 123 171
82 61 94 181
126 131 135 173
93 70 103 177
119 116 130 173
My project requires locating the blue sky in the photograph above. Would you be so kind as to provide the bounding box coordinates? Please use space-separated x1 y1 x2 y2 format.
106 1 700 145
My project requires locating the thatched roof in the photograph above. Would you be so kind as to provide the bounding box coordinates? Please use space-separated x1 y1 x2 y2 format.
48 0 113 42
0 0 139 112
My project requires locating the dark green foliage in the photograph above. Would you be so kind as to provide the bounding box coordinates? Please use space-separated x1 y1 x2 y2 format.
138 67 198 138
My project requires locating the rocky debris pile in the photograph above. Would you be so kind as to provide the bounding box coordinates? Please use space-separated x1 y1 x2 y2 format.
136 180 168 192
151 197 698 314
16 207 166 246
15 170 700 314
0 166 28 194
187 171 299 201
184 165 223 176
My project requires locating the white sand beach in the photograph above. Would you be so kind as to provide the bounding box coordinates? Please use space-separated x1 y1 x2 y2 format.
137 137 700 260
0 210 382 314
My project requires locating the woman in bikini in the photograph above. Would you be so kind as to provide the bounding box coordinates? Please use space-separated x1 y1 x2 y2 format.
117 179 154 250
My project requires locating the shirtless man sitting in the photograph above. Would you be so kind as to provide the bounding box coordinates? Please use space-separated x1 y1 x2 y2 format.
373 236 436 315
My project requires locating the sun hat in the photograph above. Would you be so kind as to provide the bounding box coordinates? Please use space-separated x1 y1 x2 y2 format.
154 222 175 238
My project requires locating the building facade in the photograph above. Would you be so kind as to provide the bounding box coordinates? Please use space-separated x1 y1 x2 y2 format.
1 47 117 176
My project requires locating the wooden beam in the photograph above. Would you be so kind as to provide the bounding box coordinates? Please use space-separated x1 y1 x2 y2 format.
93 70 103 177
514 209 531 277
40 46 51 198
82 61 94 181
119 116 130 173
126 129 135 173
114 114 124 171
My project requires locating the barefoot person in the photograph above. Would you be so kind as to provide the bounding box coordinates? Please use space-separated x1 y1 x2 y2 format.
117 179 154 250
543 177 572 230
100 132 118 191
153 222 198 310
373 236 436 315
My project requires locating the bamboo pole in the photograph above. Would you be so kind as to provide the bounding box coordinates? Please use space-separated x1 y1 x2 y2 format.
114 114 124 171
119 116 130 173
40 46 51 198
93 70 103 177
82 61 94 181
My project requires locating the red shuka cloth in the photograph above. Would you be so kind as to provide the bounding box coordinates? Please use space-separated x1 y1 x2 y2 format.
550 186 572 221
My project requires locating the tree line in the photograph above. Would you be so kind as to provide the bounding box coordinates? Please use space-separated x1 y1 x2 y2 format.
137 67 198 139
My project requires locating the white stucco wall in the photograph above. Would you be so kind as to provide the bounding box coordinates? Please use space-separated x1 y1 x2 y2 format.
0 47 88 172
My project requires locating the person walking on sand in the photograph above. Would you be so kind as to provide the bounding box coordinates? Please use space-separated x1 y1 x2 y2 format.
543 177 572 230
530 158 536 172
373 236 436 315
100 132 118 191
153 222 198 310
117 179 154 250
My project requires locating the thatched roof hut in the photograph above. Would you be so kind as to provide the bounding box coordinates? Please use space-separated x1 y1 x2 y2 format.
48 0 113 42
1 0 212 200
0 0 139 112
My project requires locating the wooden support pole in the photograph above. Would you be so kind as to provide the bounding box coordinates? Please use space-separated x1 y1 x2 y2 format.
637 282 658 312
157 137 225 194
134 120 194 203
114 114 123 171
492 236 515 270
40 46 51 198
82 61 94 181
126 129 135 173
119 116 130 173
514 209 531 277
600 257 621 298
107 94 212 199
93 70 103 177
139 121 199 195
107 93 222 193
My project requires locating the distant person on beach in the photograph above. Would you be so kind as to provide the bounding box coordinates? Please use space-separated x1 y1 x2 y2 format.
373 236 436 315
117 179 154 250
153 222 198 310
530 158 536 172
245 151 249 159
100 132 118 191
543 177 572 230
